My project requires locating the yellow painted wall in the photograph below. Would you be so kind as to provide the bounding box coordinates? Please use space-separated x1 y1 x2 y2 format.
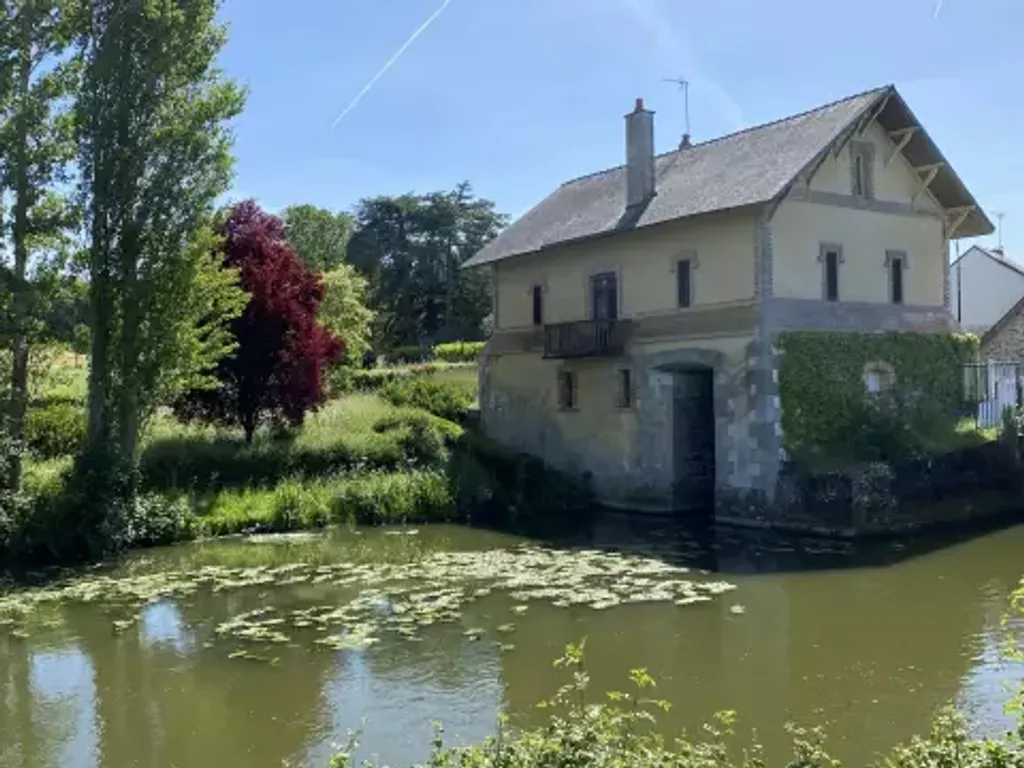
486 352 640 473
808 121 941 213
771 200 945 305
493 210 757 330
484 332 753 500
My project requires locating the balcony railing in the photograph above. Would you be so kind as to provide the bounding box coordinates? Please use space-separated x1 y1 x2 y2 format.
543 319 630 359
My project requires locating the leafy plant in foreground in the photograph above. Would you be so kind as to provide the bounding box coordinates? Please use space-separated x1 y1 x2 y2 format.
330 640 1024 767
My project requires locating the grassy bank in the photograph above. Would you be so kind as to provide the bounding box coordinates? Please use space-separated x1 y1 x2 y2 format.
2 350 588 569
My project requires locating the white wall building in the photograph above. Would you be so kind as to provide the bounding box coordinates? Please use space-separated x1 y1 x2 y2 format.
949 245 1024 334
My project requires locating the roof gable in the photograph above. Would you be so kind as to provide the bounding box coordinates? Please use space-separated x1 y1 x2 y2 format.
952 245 1024 280
465 86 992 269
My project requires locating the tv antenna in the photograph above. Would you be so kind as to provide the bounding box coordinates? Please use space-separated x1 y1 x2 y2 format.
993 211 1005 249
663 76 691 139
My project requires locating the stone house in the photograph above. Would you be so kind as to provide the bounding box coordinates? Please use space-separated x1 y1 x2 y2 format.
462 85 992 515
981 295 1024 363
949 245 1024 335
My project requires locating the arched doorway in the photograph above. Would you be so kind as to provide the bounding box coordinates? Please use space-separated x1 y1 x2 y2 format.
672 366 716 512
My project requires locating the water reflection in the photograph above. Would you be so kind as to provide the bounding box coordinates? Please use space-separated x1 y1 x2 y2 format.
0 520 1021 767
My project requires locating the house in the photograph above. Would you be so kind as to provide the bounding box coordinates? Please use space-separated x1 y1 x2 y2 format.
981 293 1024 363
462 85 992 515
948 245 1024 334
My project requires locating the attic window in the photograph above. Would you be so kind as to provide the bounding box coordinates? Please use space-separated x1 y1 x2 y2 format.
851 141 875 199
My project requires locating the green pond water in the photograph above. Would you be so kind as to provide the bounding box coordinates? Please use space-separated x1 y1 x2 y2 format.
1 517 1023 767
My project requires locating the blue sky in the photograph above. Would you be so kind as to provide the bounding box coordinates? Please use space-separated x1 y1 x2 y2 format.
217 0 1023 259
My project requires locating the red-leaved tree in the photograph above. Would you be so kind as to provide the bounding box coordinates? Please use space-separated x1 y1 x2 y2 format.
176 201 344 442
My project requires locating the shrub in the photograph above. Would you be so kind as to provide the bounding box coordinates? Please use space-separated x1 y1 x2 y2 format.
331 642 1024 768
434 341 484 363
373 410 461 467
329 470 452 525
389 345 428 364
24 402 86 459
124 494 199 548
271 478 332 530
380 376 475 422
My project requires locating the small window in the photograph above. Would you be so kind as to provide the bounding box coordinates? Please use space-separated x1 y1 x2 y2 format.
851 141 874 199
677 259 692 308
864 362 895 395
616 369 632 409
823 248 840 302
531 284 543 325
886 250 906 305
558 370 576 410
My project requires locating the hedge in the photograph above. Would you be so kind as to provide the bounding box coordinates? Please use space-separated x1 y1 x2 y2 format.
776 331 980 464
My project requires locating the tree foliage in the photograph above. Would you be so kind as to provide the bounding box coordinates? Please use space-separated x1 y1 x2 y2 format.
282 204 352 272
175 201 343 443
0 0 80 491
318 264 373 365
347 182 505 349
76 0 247 480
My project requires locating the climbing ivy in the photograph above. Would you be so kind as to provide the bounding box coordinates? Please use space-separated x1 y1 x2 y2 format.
776 331 979 464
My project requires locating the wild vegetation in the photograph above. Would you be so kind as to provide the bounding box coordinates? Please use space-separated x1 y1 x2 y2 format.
0 0 510 570
330 638 1024 767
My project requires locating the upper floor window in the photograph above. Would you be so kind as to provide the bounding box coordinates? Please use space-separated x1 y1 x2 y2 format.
851 141 875 199
820 243 842 302
531 284 543 325
886 250 907 305
677 258 693 308
590 272 618 320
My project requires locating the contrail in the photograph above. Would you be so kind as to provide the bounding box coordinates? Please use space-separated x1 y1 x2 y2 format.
331 0 453 128
933 0 944 17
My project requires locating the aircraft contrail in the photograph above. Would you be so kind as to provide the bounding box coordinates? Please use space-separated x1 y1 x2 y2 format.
331 0 454 128
934 0 944 18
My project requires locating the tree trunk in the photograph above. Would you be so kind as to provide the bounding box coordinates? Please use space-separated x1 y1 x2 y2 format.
7 30 33 493
116 218 141 465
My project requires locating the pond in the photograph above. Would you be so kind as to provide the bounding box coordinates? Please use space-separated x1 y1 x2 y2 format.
1 517 1023 767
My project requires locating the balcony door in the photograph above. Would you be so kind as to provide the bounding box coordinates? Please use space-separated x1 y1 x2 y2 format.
590 272 618 321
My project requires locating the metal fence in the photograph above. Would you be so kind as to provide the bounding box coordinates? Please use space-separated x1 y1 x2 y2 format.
962 361 1023 429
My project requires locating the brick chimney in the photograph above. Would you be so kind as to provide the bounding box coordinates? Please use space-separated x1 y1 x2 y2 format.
625 98 655 208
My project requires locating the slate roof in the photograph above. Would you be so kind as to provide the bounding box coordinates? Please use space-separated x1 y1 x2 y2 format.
465 85 992 268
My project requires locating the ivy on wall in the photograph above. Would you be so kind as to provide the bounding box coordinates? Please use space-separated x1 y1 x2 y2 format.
776 331 980 464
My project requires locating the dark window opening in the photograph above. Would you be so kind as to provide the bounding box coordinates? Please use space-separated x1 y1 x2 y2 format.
591 272 618 320
558 371 576 410
616 369 632 408
532 284 543 325
890 259 904 304
824 250 839 302
677 259 692 308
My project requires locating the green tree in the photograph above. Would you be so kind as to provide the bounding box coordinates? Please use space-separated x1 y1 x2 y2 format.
0 0 79 491
319 264 374 365
347 182 505 349
281 204 352 272
75 0 246 525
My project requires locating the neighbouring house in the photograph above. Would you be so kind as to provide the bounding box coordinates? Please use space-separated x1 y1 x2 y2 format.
981 294 1024 362
463 85 992 518
948 245 1024 335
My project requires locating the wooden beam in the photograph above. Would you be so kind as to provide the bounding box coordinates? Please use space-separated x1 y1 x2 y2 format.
885 127 917 167
913 165 941 205
857 93 891 135
945 206 974 239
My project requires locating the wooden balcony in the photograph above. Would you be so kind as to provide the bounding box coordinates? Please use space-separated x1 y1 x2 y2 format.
543 319 631 359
